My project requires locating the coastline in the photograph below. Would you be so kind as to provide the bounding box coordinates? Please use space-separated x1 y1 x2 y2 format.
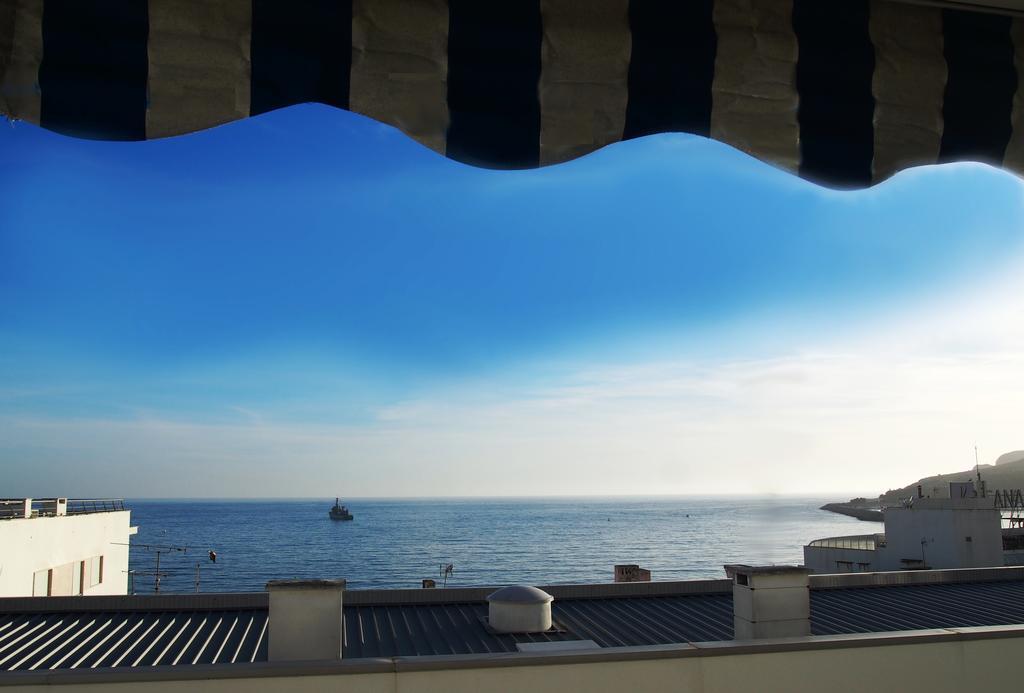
819 502 883 522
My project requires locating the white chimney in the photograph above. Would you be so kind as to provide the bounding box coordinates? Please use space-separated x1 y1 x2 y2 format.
487 585 553 633
266 579 346 661
726 564 811 640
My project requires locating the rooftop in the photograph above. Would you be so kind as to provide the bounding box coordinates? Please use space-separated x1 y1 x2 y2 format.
0 498 127 521
4 567 1024 672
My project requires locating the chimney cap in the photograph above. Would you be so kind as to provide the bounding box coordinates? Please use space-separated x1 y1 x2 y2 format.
724 564 810 578
487 585 553 605
266 578 346 590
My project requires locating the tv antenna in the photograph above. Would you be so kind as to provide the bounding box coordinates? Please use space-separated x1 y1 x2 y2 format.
439 563 454 587
919 536 936 568
194 551 218 593
115 543 218 593
113 542 187 593
975 445 988 497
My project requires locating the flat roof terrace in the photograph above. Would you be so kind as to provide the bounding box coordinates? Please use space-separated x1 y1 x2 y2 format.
0 498 127 520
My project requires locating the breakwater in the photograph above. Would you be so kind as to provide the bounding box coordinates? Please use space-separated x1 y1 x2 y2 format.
820 502 883 522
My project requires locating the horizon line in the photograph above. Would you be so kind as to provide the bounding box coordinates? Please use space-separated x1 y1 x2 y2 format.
111 492 873 502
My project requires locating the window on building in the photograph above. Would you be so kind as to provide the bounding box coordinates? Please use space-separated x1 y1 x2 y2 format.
48 562 75 596
72 561 82 595
835 560 854 572
32 569 49 596
86 556 103 588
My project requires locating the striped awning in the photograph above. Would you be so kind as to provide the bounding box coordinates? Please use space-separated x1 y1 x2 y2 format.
3 0 1024 187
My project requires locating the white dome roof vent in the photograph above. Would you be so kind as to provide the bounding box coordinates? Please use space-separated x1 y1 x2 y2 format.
486 585 553 633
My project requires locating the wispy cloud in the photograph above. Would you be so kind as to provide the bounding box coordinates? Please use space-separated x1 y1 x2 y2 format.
5 263 1024 498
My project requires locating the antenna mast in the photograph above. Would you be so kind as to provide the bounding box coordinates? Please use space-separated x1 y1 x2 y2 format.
115 543 187 593
115 542 218 593
439 563 454 587
975 445 988 498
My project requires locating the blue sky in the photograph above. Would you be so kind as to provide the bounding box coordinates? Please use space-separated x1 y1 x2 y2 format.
3 105 1024 497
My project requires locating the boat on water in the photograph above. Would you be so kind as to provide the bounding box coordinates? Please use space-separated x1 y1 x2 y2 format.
329 498 353 521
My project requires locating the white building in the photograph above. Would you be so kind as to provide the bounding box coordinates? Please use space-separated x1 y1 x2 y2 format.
804 482 1003 574
0 498 136 597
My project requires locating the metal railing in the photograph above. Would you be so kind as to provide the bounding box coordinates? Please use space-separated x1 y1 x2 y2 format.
807 534 886 551
0 498 127 519
66 499 126 515
0 499 26 519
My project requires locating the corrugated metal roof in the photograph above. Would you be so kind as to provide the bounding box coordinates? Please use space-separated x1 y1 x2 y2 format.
6 573 1024 669
340 595 736 658
342 579 1024 657
811 580 1024 635
0 609 266 671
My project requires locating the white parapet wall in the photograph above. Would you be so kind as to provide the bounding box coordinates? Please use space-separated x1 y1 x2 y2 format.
0 508 136 597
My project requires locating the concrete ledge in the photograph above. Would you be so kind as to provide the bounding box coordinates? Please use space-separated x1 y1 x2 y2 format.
0 658 396 687
392 643 699 672
690 628 960 655
0 592 268 613
945 624 1024 641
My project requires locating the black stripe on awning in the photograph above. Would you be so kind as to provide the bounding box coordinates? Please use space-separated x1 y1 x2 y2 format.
793 0 875 188
446 0 542 169
39 0 148 141
250 0 352 116
938 9 1017 165
623 1 717 140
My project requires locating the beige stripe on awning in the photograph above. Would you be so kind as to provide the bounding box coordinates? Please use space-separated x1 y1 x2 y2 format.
711 0 799 174
539 0 631 166
870 0 946 183
0 0 42 123
349 0 449 155
1002 18 1024 172
146 0 251 140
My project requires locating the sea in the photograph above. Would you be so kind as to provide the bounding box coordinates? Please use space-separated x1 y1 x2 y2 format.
125 497 871 594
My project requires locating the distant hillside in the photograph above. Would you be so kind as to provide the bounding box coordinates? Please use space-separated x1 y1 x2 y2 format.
996 451 1024 466
876 457 1024 506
